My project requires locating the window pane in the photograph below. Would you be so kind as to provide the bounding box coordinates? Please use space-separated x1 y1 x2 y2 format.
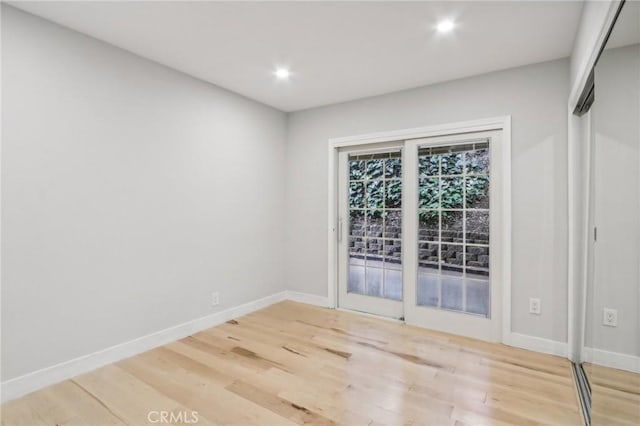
384 269 402 301
349 210 365 237
349 181 365 209
365 210 383 238
349 237 365 258
385 158 402 179
366 159 384 180
465 278 489 316
466 245 490 276
418 211 439 242
441 243 463 272
441 274 463 311
348 264 365 294
417 274 439 307
441 177 464 209
384 238 402 301
365 267 383 297
442 211 463 243
366 238 383 259
441 152 463 175
366 180 384 209
465 176 489 209
350 160 365 180
466 211 489 244
419 154 440 176
419 177 440 209
383 239 401 266
385 179 402 208
384 210 402 239
418 242 440 271
465 148 490 174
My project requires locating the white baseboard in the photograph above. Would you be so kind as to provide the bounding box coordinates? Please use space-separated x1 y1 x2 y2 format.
0 291 289 403
285 290 330 307
582 346 640 374
503 332 568 357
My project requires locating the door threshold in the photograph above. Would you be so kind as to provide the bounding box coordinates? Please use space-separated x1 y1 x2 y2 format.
335 307 405 323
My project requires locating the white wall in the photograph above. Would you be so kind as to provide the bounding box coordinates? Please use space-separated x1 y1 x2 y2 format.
1 6 287 381
585 44 640 358
285 59 570 343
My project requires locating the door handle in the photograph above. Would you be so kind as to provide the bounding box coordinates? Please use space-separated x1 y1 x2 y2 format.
338 217 343 242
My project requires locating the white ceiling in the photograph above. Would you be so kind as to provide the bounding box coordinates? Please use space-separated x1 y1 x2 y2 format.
11 1 584 112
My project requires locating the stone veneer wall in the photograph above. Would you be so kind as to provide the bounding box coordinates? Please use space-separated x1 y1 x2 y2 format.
349 216 489 275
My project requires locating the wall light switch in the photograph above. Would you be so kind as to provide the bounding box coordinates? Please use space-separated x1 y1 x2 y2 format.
529 298 541 315
212 292 220 307
603 308 617 327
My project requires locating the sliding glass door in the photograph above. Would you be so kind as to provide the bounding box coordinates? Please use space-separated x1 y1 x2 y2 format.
336 130 504 341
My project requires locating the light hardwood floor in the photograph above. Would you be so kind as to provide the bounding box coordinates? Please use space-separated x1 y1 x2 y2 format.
2 301 582 425
584 363 640 425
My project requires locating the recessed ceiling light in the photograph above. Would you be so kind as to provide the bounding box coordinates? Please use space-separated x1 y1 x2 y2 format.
275 68 290 79
436 20 455 33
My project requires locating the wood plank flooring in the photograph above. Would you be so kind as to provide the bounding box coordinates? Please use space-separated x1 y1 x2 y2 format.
2 301 582 425
584 362 640 425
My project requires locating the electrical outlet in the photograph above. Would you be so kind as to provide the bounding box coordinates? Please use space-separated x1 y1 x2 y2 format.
211 292 220 307
529 298 541 315
603 308 617 327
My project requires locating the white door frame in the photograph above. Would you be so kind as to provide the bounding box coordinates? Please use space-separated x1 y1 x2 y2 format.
327 116 512 343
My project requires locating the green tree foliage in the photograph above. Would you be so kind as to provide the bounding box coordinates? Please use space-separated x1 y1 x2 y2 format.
349 154 488 221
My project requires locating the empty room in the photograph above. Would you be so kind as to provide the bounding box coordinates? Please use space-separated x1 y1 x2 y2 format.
1 1 639 425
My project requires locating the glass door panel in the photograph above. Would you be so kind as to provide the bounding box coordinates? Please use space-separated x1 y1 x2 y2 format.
404 130 503 342
416 142 491 317
338 146 404 319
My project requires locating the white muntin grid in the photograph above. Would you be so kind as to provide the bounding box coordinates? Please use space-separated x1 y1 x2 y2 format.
417 141 491 317
348 151 402 300
346 142 491 315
